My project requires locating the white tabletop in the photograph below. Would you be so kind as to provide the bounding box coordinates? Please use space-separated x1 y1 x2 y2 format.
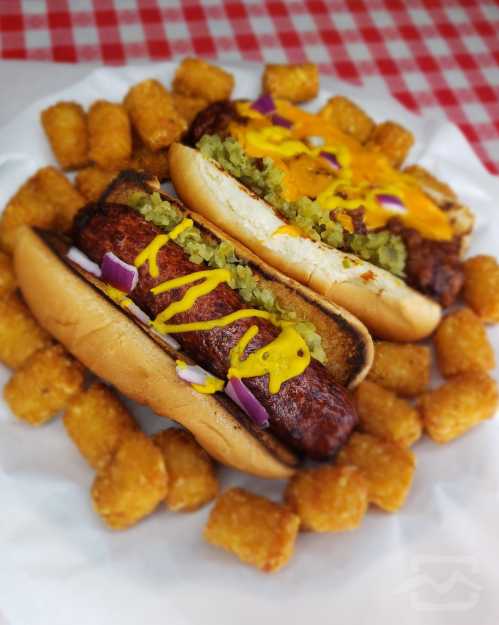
0 61 107 127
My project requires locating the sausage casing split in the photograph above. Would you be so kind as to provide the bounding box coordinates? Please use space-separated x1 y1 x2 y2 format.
72 203 358 459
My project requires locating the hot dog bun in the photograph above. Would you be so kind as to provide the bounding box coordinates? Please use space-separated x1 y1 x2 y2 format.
14 226 296 479
169 143 442 341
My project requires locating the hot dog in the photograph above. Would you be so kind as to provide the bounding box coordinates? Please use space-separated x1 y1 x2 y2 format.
73 202 356 458
14 171 373 478
169 98 475 341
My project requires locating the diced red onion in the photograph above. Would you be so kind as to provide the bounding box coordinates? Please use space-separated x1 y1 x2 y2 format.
67 247 101 278
251 94 276 115
126 301 150 325
176 363 210 386
225 378 270 428
101 252 138 293
376 193 405 212
150 328 180 351
271 114 293 129
320 151 341 171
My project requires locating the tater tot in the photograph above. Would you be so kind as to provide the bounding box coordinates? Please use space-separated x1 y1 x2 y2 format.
91 431 168 530
403 165 473 246
0 251 16 296
366 121 414 168
41 101 88 170
75 166 119 201
262 63 319 103
173 58 234 103
403 165 456 201
443 201 475 250
420 372 498 444
130 136 170 181
0 293 51 368
124 79 186 152
172 93 208 126
88 100 132 170
0 166 84 253
153 428 218 512
337 432 416 512
434 308 495 378
463 255 499 324
367 341 431 397
64 382 138 469
319 96 375 143
204 488 300 573
355 380 422 447
4 344 85 426
284 465 368 532
36 165 86 231
1 179 50 253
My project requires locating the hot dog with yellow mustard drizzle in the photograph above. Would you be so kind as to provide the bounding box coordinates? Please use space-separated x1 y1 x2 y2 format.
14 171 374 475
72 200 357 459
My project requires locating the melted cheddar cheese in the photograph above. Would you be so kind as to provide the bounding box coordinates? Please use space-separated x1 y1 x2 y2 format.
231 101 452 241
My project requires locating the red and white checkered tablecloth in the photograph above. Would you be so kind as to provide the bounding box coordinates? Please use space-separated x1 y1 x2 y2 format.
1 0 498 174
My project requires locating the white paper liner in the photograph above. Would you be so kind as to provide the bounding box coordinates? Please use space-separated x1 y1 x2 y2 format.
0 60 498 625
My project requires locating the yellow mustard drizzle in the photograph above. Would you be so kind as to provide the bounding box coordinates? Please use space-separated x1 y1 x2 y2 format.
130 235 313 394
228 324 310 394
192 378 224 394
246 126 309 158
169 218 194 240
152 307 274 334
151 268 231 323
134 234 168 278
153 304 310 394
175 359 224 394
104 285 133 308
134 218 193 277
232 101 453 241
148 267 311 393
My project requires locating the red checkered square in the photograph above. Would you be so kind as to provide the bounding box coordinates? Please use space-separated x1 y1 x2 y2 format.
1 14 24 31
0 0 496 174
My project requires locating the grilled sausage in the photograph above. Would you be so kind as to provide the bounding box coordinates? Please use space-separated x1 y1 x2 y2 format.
386 217 464 307
72 203 358 459
185 100 242 146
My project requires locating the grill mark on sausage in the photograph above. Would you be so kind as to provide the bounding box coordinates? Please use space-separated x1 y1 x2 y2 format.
72 202 357 460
